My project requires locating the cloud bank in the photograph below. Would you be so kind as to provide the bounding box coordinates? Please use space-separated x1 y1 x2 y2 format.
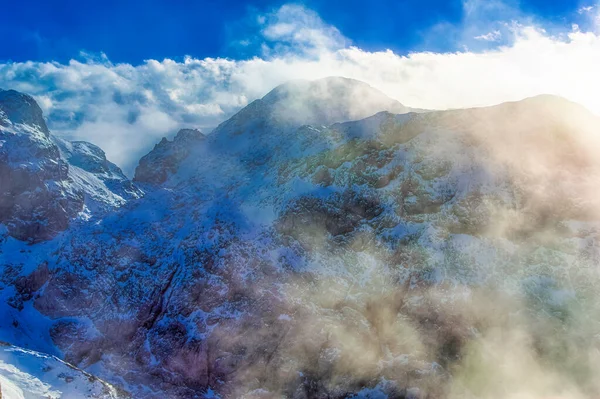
1 2 600 174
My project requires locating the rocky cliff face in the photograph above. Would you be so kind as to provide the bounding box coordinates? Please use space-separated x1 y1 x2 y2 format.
57 138 143 214
0 89 83 242
134 128 205 184
2 79 600 399
0 89 142 242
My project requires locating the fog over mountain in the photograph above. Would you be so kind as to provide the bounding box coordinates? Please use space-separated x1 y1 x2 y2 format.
2 3 600 177
2 76 600 398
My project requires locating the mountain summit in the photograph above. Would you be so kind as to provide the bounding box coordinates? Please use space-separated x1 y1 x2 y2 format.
0 89 49 136
260 76 415 126
0 88 142 241
134 77 416 186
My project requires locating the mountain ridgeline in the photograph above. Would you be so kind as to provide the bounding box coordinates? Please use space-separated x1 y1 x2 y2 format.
2 78 600 398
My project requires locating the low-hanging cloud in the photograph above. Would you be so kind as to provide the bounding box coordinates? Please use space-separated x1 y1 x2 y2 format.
1 2 600 175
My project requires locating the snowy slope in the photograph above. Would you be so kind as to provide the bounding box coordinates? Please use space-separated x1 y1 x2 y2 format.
56 138 143 216
0 342 124 399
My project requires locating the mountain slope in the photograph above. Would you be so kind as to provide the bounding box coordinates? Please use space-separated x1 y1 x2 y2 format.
2 81 600 398
0 89 142 242
0 342 125 399
57 139 142 215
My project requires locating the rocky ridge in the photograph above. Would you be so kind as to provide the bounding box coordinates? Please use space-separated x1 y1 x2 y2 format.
0 89 142 242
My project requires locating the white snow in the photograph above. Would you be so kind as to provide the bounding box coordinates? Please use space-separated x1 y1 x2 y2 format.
0 344 121 398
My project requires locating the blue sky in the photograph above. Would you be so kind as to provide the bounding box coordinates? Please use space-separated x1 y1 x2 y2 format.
0 0 590 64
1 0 599 175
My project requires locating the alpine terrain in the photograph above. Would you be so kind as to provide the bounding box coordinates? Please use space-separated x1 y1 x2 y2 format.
1 77 600 398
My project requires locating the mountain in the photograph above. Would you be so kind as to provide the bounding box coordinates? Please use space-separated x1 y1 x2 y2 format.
134 77 417 186
2 79 600 398
258 77 416 126
0 89 142 242
134 128 206 184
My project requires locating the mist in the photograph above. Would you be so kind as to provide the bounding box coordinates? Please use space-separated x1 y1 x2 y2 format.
184 93 600 398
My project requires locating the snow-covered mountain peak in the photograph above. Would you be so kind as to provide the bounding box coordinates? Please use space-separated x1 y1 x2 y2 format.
56 138 143 214
0 89 49 136
0 89 141 242
259 76 414 126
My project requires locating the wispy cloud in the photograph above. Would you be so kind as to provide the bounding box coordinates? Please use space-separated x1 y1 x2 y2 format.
576 3 600 31
578 5 594 14
1 2 600 174
474 30 502 41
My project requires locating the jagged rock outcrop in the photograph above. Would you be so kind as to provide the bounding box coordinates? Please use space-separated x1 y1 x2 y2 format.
0 89 142 242
0 90 83 242
57 139 143 214
134 128 205 184
0 89 49 135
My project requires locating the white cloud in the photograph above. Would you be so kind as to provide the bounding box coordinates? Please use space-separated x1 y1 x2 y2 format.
576 4 600 31
475 30 502 41
259 4 348 55
1 2 600 175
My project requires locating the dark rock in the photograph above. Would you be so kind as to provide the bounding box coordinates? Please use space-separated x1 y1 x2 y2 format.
134 128 205 184
0 90 141 242
13 262 49 301
0 89 49 135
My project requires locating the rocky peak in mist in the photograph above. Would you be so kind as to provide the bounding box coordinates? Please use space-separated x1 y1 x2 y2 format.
261 76 415 126
136 77 420 190
214 77 415 135
133 78 415 187
134 128 206 184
